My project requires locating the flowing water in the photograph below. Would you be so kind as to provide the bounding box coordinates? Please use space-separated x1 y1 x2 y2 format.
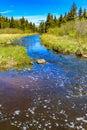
0 35 87 130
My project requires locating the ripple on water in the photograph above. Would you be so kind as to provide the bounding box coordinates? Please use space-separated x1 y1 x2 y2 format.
0 35 87 130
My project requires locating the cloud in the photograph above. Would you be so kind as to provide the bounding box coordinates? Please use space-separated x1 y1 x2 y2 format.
0 10 13 14
13 15 47 26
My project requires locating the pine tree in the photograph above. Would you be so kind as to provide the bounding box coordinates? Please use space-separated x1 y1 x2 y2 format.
45 13 54 32
39 22 45 33
67 3 77 21
20 17 25 30
63 13 67 23
0 14 2 28
79 7 83 20
58 14 63 26
71 2 77 19
54 16 58 26
32 23 36 33
83 9 87 18
10 17 15 28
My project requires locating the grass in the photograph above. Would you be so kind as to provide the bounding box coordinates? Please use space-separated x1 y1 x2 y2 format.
40 34 87 55
0 33 33 70
0 28 23 34
41 20 87 56
0 33 34 44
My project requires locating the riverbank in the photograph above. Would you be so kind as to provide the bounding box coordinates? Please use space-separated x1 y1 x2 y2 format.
40 34 87 57
0 34 33 70
0 33 35 44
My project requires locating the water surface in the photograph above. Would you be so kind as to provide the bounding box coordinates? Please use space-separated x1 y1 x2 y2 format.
0 35 87 130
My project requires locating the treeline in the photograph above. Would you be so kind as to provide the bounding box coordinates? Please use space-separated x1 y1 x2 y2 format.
39 3 87 33
0 15 37 33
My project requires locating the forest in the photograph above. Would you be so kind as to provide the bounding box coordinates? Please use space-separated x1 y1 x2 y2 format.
0 15 37 33
39 3 87 34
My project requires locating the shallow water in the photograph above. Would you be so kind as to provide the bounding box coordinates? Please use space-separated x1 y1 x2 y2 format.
0 35 87 130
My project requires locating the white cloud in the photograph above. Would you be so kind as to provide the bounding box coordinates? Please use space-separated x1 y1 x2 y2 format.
13 15 47 26
0 10 13 14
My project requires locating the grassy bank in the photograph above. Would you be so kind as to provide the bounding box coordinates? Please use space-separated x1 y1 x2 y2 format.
0 33 33 70
40 34 87 56
0 33 34 44
40 20 87 57
40 34 77 53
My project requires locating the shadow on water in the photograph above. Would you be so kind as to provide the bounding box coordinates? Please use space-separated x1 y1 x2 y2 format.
0 34 87 130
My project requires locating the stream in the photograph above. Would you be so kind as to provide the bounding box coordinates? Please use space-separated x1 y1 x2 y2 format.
0 34 87 130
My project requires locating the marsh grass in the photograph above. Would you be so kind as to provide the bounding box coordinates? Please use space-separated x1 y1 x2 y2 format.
40 34 87 54
0 33 33 70
0 45 33 70
0 33 34 44
41 20 87 55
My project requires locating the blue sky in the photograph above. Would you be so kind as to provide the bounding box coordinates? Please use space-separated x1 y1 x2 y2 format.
0 0 87 25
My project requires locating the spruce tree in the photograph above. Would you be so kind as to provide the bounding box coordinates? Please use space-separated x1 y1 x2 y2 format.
10 17 15 28
39 22 45 33
58 14 63 26
79 7 83 20
83 9 87 18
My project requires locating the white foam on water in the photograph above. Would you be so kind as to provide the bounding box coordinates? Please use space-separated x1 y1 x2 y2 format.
14 110 20 115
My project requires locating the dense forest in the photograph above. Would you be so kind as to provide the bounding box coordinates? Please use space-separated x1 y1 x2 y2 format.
0 3 87 35
39 3 87 34
0 15 37 33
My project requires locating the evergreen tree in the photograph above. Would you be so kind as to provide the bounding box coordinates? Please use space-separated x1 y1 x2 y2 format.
39 22 45 33
0 15 2 28
20 17 25 30
71 2 77 19
67 3 77 21
79 7 83 20
10 17 15 28
54 16 58 26
45 13 54 32
32 23 36 33
58 14 63 26
63 13 67 23
83 9 87 18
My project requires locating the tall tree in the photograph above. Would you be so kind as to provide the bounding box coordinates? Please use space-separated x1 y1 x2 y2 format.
83 9 87 18
58 14 63 26
67 3 77 21
45 13 54 32
10 17 15 28
79 7 83 20
39 22 45 33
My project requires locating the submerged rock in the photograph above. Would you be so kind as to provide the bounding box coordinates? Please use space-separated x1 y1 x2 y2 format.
36 59 46 64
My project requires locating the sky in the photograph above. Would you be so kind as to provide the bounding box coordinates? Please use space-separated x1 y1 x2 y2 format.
0 0 87 25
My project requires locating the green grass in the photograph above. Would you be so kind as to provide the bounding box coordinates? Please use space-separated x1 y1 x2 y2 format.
0 28 23 34
0 33 34 44
41 20 87 56
0 45 33 70
40 34 87 55
0 33 33 71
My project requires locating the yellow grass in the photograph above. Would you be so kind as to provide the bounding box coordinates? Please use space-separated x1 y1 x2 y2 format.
0 34 34 44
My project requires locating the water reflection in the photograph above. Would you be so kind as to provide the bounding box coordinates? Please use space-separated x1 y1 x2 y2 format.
0 35 87 130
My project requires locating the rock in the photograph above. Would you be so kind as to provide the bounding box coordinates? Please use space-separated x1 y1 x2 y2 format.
7 41 11 44
82 54 87 58
30 61 33 65
37 59 46 64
